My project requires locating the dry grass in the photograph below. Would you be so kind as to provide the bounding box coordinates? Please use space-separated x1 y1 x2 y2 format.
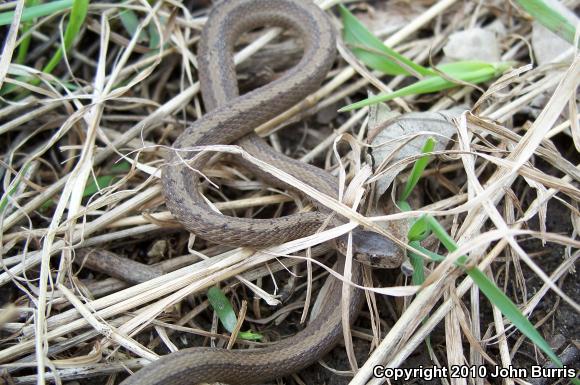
0 0 578 384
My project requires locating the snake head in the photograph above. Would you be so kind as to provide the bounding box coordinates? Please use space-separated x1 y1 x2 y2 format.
334 230 403 269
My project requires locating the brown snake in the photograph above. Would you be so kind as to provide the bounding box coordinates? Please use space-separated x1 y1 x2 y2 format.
121 1 396 384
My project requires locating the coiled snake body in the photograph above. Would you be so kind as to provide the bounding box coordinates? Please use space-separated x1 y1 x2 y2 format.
120 1 395 384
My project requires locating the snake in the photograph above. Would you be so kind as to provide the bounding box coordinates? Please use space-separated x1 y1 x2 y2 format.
120 1 397 384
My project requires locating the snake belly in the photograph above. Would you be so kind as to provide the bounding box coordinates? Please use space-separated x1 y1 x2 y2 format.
120 1 363 384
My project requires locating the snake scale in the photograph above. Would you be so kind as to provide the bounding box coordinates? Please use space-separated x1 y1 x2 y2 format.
120 1 395 384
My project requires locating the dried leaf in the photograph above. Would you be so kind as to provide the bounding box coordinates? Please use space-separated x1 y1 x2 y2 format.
369 108 463 197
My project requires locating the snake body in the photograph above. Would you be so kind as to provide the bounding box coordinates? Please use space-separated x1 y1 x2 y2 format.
121 1 368 384
162 0 340 246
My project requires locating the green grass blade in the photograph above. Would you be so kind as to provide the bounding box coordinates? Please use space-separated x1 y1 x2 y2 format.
83 175 116 198
39 162 130 209
119 9 148 43
207 287 238 332
42 0 89 74
418 214 567 370
409 242 445 262
514 0 578 46
466 267 563 367
397 200 412 212
207 287 262 341
423 216 464 259
340 61 513 111
408 215 431 242
0 0 73 26
0 164 31 214
408 241 426 285
399 204 427 285
237 329 263 340
339 5 431 77
0 0 85 96
16 0 41 64
398 130 571 372
398 138 439 285
83 161 130 198
148 20 160 49
399 138 436 201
